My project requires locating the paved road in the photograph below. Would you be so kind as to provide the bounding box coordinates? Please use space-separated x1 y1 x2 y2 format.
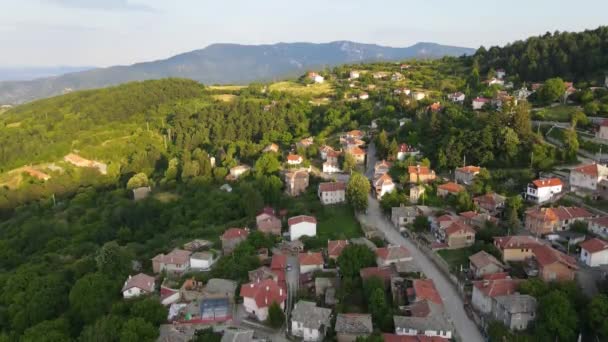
362 144 484 342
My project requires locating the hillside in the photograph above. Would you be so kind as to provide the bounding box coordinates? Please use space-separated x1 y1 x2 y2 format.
0 41 474 105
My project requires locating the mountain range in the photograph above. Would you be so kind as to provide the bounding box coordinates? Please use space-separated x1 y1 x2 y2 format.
0 41 475 105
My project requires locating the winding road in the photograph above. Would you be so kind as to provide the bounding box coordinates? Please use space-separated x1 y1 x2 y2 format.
361 142 484 342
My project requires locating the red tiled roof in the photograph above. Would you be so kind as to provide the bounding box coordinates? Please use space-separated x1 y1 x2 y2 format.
437 182 464 194
240 279 287 308
474 192 505 207
445 221 475 237
456 165 481 174
459 211 478 219
374 173 394 187
319 182 346 192
437 215 456 223
532 178 563 188
288 215 317 226
573 164 600 177
399 144 418 153
328 240 349 258
590 216 608 228
287 154 302 161
533 245 578 269
468 251 503 269
152 249 191 265
413 279 442 305
526 206 592 222
347 130 364 138
581 238 608 254
383 333 449 342
473 97 490 103
221 228 249 240
270 254 287 270
298 252 324 265
348 146 366 155
375 245 411 261
360 266 393 282
473 276 520 298
122 273 155 292
257 216 281 232
494 236 544 250
327 149 341 158
408 165 433 175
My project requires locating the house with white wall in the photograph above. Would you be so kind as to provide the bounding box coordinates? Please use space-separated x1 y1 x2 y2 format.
580 238 608 267
526 178 563 204
291 300 332 341
240 279 286 321
122 273 155 299
289 215 317 240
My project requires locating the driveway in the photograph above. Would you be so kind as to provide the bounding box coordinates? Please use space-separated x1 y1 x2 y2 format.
285 255 300 317
365 141 377 179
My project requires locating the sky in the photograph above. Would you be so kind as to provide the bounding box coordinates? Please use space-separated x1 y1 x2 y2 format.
1 0 607 67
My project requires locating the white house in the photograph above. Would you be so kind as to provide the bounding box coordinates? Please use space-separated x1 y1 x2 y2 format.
240 279 286 321
122 273 155 299
359 93 369 100
288 215 317 241
448 92 466 103
349 71 360 80
190 251 219 270
291 301 332 341
589 216 608 239
374 173 395 200
496 69 506 79
322 161 340 174
487 78 505 86
596 120 608 140
570 163 608 192
472 97 490 110
580 238 608 267
308 72 324 84
526 178 563 204
229 165 251 179
397 144 419 161
287 154 303 166
299 252 324 274
411 91 426 101
318 182 346 205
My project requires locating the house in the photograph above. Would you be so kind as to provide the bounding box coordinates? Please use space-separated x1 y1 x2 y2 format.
263 143 279 153
299 252 324 274
220 228 249 254
152 249 191 274
290 300 332 341
486 78 505 86
183 239 212 251
284 170 309 196
494 235 545 262
570 163 608 192
323 160 341 174
374 173 396 199
270 254 287 284
297 137 314 149
492 91 516 109
473 192 506 216
308 72 324 83
318 182 346 205
391 205 432 230
524 206 593 236
589 216 608 239
131 186 151 201
190 251 219 270
580 238 608 267
256 209 282 236
514 87 533 100
392 72 404 81
408 165 436 183
374 160 392 176
359 92 370 100
444 221 475 249
496 69 506 79
397 144 419 160
436 182 464 198
472 273 520 314
122 273 155 299
202 278 237 303
455 165 481 185
448 92 465 103
459 211 498 229
428 102 442 112
533 245 578 282
376 245 412 266
526 178 563 203
228 165 251 180
346 146 366 164
320 145 336 160
249 266 279 283
597 120 608 140
409 185 426 204
346 130 365 140
494 294 538 331
287 154 303 166
349 71 360 79
240 279 287 321
327 240 349 260
469 251 505 278
360 266 395 288
289 215 317 241
335 314 373 342
395 279 452 339
472 97 490 110
394 88 411 96
411 91 426 101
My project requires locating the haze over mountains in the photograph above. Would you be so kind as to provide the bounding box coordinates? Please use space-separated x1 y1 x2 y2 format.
0 41 474 105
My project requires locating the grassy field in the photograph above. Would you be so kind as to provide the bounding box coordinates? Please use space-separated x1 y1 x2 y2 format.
208 85 246 91
269 81 334 97
212 94 238 102
437 247 474 271
535 105 579 122
316 205 362 240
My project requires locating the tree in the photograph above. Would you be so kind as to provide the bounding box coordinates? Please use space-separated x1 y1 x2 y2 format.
513 101 532 138
376 130 389 158
563 129 579 161
412 215 430 232
79 315 123 342
95 241 132 278
505 195 523 229
337 244 376 278
69 273 117 324
343 153 357 173
120 318 158 342
538 78 565 103
388 139 398 160
454 191 474 212
239 183 263 217
164 158 179 182
254 153 280 175
21 318 71 342
346 172 370 212
500 127 520 161
130 298 167 326
589 294 608 338
536 290 578 342
570 221 589 234
570 111 589 128
368 287 390 330
126 173 149 190
193 328 222 342
267 301 285 328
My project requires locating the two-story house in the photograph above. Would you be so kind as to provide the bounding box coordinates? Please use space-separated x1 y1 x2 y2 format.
151 249 191 274
284 170 310 196
580 238 608 267
524 206 593 236
318 182 346 205
408 165 436 183
290 300 332 341
570 163 608 193
220 228 249 254
526 178 563 204
288 215 317 241
122 273 155 299
455 165 481 185
240 279 286 321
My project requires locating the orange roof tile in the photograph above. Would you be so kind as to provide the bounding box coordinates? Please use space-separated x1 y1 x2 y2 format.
413 279 442 305
437 182 464 194
580 238 608 254
240 279 286 308
298 252 324 265
532 178 563 188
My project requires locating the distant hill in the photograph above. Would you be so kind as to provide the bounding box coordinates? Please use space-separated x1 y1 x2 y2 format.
0 41 474 104
0 66 94 82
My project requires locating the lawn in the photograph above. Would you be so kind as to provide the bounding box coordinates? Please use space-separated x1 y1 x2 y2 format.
534 105 579 122
317 205 363 240
207 85 246 91
212 94 238 102
437 247 474 271
269 81 334 97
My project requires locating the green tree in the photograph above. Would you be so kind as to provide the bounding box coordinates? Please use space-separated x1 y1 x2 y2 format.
570 111 589 128
536 291 579 342
500 127 520 161
346 172 370 212
454 191 474 212
368 287 390 330
193 328 222 342
239 183 263 217
376 130 389 159
538 78 566 103
388 139 399 160
267 301 285 328
69 273 117 324
130 298 167 326
343 153 357 173
513 101 532 138
589 294 608 338
79 315 123 342
21 318 71 342
126 173 149 190
563 129 579 161
337 244 376 278
505 195 523 229
412 215 430 232
164 158 179 182
95 241 132 278
120 318 158 342
254 153 280 175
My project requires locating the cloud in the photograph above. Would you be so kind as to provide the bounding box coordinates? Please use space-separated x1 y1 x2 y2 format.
46 0 156 12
